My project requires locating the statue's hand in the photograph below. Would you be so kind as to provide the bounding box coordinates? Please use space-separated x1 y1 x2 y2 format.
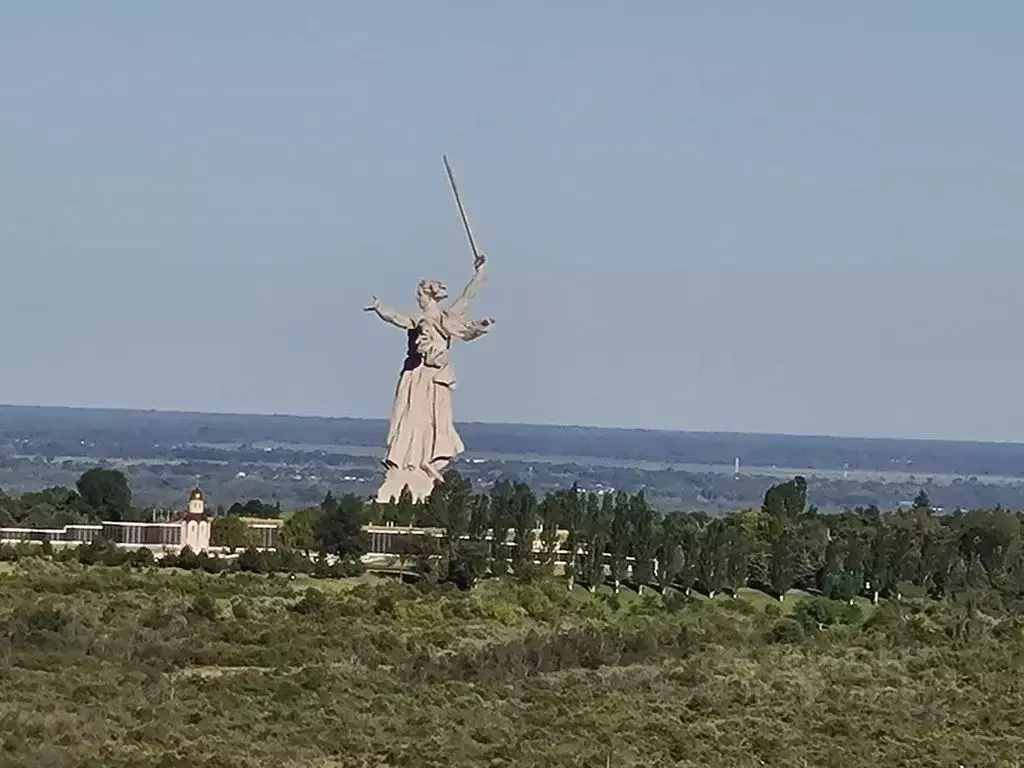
363 296 380 312
474 252 486 272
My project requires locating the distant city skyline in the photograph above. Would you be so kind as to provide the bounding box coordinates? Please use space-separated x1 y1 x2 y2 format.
2 4 1022 442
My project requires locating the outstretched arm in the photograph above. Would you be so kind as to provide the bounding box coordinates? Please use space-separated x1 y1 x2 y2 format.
449 253 487 315
363 297 414 330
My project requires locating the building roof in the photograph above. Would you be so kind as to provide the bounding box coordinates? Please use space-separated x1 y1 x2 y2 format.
181 487 208 521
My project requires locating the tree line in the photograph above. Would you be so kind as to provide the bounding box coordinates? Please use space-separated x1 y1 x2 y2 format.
0 468 134 527
7 466 1024 607
0 467 288 528
360 472 1024 601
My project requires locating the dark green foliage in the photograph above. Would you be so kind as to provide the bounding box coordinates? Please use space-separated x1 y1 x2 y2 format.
291 587 328 616
9 467 1024 613
225 498 281 518
768 617 804 644
188 593 219 621
1 485 86 526
313 492 367 557
76 468 132 522
280 507 317 553
236 546 267 573
445 541 488 591
762 475 807 520
763 478 806 597
510 482 538 574
792 596 863 631
210 514 255 550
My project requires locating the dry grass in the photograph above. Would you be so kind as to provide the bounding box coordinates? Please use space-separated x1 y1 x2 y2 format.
0 564 1022 767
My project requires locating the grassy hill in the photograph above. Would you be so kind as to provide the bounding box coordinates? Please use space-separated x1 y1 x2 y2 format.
1 561 1022 766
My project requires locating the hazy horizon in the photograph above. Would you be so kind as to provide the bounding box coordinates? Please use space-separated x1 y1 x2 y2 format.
2 4 1022 441
2 401 1023 447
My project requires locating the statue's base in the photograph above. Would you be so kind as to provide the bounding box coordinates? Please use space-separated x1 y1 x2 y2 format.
375 466 437 504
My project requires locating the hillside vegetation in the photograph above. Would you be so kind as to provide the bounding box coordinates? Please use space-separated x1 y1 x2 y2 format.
5 472 1024 765
2 559 1024 767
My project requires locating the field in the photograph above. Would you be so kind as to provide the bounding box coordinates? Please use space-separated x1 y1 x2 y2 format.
1 562 1023 767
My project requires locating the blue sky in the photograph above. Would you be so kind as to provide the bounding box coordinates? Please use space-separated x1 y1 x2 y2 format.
1 3 1021 440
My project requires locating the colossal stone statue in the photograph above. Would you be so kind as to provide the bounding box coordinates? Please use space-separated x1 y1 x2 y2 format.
364 252 494 503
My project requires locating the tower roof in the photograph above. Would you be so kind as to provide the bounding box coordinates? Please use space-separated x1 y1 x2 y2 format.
183 486 208 522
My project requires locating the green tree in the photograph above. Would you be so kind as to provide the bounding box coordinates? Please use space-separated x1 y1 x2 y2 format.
468 492 491 541
76 468 132 522
819 535 843 597
957 508 1020 589
510 482 538 577
865 520 893 602
656 511 690 593
314 493 367 558
537 492 564 575
407 533 442 584
762 477 807 600
887 511 921 591
763 475 808 520
697 519 730 597
608 492 630 593
23 503 60 528
580 492 610 592
628 491 658 593
445 541 488 590
281 508 318 555
560 485 586 590
396 486 417 526
488 480 516 576
227 499 280 519
211 515 254 552
679 523 702 595
723 517 750 596
913 508 948 592
426 470 474 562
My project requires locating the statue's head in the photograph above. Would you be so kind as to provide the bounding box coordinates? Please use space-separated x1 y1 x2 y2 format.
416 279 447 308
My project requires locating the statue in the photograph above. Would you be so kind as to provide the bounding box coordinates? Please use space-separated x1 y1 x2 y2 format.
364 251 494 503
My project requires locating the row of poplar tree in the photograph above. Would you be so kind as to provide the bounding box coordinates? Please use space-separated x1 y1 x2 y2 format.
367 472 1024 600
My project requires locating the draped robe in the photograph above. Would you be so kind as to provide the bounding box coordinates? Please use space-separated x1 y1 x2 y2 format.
380 269 491 476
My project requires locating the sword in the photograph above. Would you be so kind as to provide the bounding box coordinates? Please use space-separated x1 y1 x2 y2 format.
443 154 481 263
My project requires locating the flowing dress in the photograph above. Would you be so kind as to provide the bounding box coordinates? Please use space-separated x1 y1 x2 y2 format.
383 277 491 472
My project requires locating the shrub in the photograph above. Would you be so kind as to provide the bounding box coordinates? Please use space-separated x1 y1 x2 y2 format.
768 618 804 644
172 547 202 571
292 587 328 617
236 547 267 574
189 594 219 621
445 554 481 591
332 557 366 578
230 598 252 620
792 597 863 632
23 604 71 634
129 548 155 568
